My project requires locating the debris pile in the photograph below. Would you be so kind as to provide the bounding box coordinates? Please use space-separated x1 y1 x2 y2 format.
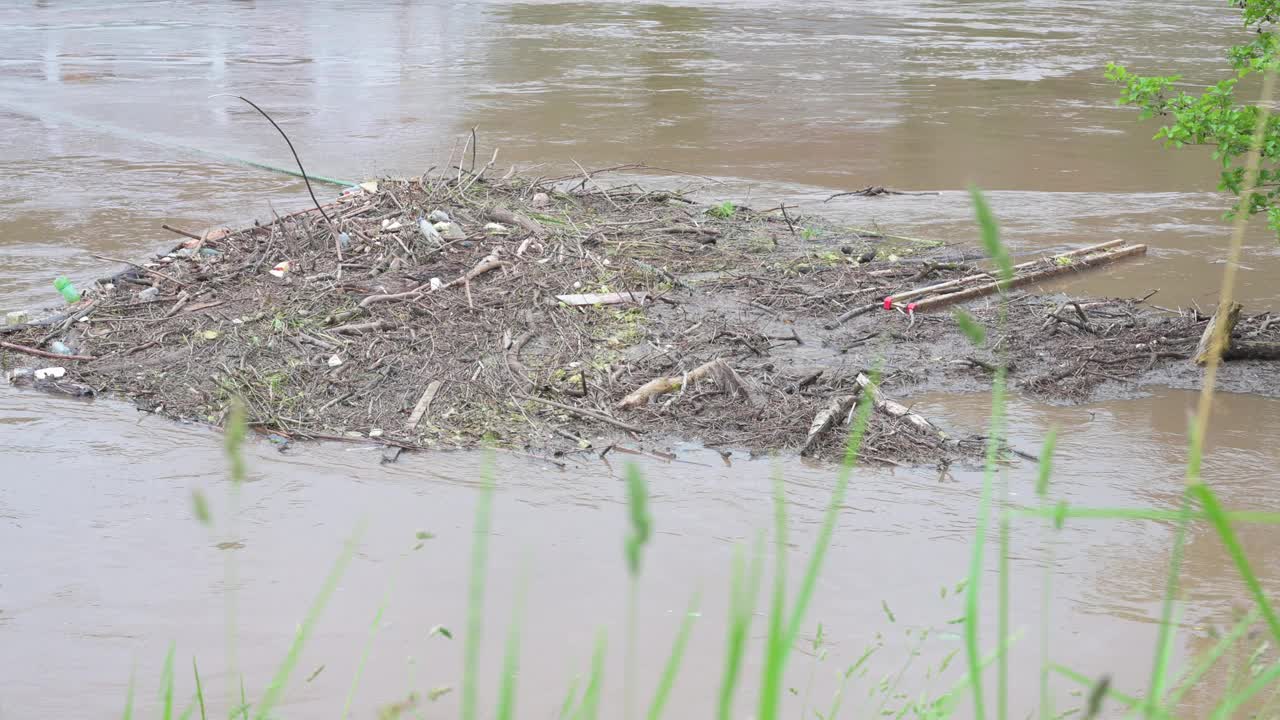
3 170 1276 465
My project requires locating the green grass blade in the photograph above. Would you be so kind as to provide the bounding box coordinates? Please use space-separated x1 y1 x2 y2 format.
623 461 652 720
964 367 1005 720
998 466 1011 720
963 188 1013 720
253 529 361 720
176 697 195 720
784 389 874 646
758 383 876 720
1191 483 1280 642
926 629 1022 718
1035 428 1057 499
342 576 396 719
757 469 790 720
224 399 248 713
192 658 207 720
1212 659 1280 719
1036 428 1060 720
121 668 135 720
968 187 1012 283
1009 506 1280 524
826 643 881 720
161 642 175 720
557 676 581 720
1165 608 1259 707
462 455 498 720
495 576 527 720
1051 665 1161 717
646 591 700 720
623 462 653 577
1144 493 1190 718
716 535 763 720
577 630 608 720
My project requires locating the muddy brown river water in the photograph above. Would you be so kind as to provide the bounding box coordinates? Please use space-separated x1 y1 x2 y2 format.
2 1 1279 718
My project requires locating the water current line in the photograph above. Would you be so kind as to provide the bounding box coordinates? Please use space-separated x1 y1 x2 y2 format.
0 95 358 188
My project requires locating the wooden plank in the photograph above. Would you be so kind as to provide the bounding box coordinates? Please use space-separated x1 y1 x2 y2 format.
405 380 442 431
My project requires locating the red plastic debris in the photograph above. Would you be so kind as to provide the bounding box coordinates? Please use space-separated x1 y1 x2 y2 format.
883 296 893 310
906 302 918 314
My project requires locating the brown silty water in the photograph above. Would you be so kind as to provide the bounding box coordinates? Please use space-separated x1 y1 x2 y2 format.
1 1 1278 717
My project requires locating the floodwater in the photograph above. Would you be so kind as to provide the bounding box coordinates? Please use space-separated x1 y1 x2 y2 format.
1 1 1278 717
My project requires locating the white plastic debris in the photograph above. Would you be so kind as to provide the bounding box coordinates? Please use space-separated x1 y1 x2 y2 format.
418 219 443 245
429 277 444 291
269 261 291 278
5 311 28 326
434 222 466 241
484 222 509 235
428 209 451 224
556 292 649 307
369 428 384 438
327 354 343 368
138 287 160 301
34 367 66 380
531 192 550 208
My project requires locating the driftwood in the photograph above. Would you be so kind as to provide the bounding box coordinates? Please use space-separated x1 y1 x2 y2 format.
801 392 859 456
505 332 535 385
359 252 510 307
90 254 191 289
911 244 1147 313
517 393 645 434
1 341 96 362
487 205 546 237
1194 302 1242 366
826 240 1131 328
1224 341 1280 361
1189 302 1280 362
329 320 391 335
616 358 745 410
556 292 649 307
405 380 442 431
855 373 945 439
825 186 940 201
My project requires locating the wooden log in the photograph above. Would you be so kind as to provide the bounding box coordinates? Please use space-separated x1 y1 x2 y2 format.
800 392 859 456
825 239 1129 328
616 358 745 410
855 373 945 439
910 244 1147 313
1224 341 1280 361
900 239 1127 305
488 205 546 237
1194 301 1243 365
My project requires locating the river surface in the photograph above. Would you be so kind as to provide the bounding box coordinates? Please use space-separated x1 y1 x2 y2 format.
2 1 1279 718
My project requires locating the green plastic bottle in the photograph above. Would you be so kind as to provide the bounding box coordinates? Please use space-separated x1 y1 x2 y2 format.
53 276 81 303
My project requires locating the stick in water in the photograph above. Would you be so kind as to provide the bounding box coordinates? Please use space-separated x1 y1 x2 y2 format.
213 94 333 226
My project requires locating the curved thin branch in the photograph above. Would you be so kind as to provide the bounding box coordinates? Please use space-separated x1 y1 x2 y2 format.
216 94 333 226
